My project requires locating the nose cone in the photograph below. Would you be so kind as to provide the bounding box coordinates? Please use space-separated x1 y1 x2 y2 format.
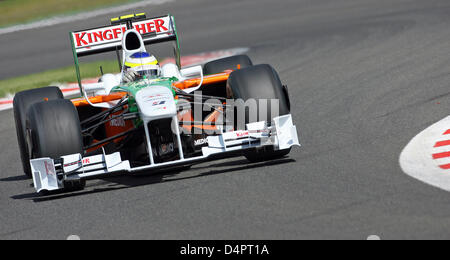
135 86 177 122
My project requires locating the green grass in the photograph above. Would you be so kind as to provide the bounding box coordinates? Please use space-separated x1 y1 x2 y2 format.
0 60 121 97
0 0 140 27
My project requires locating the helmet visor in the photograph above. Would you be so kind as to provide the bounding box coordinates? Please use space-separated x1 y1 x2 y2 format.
128 65 160 79
136 69 159 78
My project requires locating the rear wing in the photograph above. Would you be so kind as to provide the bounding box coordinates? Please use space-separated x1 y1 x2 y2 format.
69 14 181 94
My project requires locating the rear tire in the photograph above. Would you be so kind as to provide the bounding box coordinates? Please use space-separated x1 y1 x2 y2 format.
27 99 85 190
227 64 292 162
203 55 253 75
13 87 63 177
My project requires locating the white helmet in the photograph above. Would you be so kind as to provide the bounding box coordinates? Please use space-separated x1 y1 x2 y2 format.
124 52 160 79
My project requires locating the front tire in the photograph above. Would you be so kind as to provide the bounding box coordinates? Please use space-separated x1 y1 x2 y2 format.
13 87 63 177
227 64 292 162
27 99 85 190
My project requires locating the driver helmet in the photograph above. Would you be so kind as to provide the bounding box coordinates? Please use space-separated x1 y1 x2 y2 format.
124 52 160 79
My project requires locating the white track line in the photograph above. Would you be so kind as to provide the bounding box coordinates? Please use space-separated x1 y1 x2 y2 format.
433 146 450 154
426 135 450 144
400 116 450 192
0 0 173 36
434 157 450 167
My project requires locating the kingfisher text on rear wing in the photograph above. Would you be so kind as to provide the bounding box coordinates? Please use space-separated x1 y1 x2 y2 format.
71 15 177 57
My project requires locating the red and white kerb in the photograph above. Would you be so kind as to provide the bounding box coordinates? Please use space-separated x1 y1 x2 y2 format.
432 129 450 170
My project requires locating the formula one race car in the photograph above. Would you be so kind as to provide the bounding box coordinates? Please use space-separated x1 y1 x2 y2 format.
13 13 300 194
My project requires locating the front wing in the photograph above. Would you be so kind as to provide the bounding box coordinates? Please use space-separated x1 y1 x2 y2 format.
30 114 300 193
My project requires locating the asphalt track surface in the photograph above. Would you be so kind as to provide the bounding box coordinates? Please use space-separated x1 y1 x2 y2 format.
1 0 450 240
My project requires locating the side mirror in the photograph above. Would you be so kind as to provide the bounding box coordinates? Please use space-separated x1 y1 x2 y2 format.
179 65 204 93
180 65 203 78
